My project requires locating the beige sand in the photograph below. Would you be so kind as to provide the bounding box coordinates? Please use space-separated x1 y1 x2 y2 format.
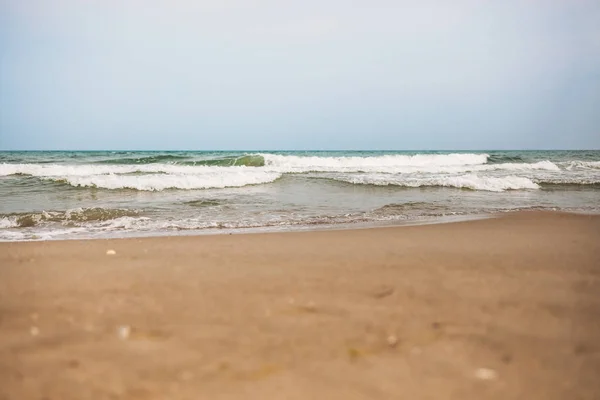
1 212 599 400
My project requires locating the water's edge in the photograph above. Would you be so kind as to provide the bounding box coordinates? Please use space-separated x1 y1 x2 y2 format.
0 211 565 243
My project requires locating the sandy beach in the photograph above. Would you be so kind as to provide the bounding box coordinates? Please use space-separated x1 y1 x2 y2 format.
1 211 599 400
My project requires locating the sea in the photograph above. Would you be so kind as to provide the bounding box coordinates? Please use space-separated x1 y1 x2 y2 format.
1 150 599 241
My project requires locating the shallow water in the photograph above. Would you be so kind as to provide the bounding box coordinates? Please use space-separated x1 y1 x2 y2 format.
1 150 599 241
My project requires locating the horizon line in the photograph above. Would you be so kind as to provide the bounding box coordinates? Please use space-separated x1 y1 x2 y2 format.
1 149 599 153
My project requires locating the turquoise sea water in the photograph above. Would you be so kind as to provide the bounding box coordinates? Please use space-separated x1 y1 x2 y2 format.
1 150 599 241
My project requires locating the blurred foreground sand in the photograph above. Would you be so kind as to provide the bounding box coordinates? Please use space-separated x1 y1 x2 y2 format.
1 212 599 399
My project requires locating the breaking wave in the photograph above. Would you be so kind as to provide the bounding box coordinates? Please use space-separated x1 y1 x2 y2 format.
0 156 559 177
562 160 600 170
0 164 282 191
48 171 282 191
333 174 540 192
96 154 190 164
0 152 597 192
0 153 491 176
96 154 266 167
0 163 268 177
261 153 489 171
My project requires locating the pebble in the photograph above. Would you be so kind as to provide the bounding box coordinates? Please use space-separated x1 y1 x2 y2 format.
386 335 398 347
30 326 40 336
475 367 498 380
106 249 116 255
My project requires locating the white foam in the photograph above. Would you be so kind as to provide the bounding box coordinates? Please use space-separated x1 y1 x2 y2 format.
1 159 560 177
94 216 150 229
0 157 590 193
261 153 489 171
0 163 282 191
0 226 90 241
534 176 600 185
562 160 600 170
47 171 282 191
2 156 492 178
0 163 266 176
0 217 18 229
262 156 560 174
482 160 560 172
335 174 540 192
0 230 31 241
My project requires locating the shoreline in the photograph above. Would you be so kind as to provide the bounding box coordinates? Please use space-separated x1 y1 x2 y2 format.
6 208 599 243
0 211 494 243
1 211 599 399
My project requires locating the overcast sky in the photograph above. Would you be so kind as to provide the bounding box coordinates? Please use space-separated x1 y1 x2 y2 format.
1 0 599 150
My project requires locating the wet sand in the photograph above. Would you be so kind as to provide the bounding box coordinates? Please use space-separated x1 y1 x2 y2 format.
1 212 599 400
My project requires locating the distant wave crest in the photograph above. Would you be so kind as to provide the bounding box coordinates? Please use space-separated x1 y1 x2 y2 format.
0 151 597 192
261 153 489 171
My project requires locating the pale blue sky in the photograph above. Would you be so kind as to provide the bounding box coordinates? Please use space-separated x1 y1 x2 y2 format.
1 0 599 150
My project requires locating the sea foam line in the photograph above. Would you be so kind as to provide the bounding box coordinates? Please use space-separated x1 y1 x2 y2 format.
334 174 540 192
46 171 283 191
0 157 561 177
260 153 490 169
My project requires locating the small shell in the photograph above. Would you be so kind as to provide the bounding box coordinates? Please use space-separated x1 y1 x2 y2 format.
106 249 117 255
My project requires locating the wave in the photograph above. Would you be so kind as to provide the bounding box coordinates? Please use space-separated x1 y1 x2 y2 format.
47 171 282 191
0 163 236 176
480 160 560 172
562 160 600 170
370 202 449 216
0 208 140 228
258 155 558 174
0 162 273 177
183 155 266 167
333 174 540 192
259 153 560 173
487 154 525 164
0 157 560 178
0 153 596 192
184 199 224 207
93 153 489 168
96 154 266 167
261 153 489 170
97 154 191 164
537 178 600 186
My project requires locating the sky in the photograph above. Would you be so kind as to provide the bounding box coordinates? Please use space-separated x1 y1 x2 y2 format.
1 0 599 150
